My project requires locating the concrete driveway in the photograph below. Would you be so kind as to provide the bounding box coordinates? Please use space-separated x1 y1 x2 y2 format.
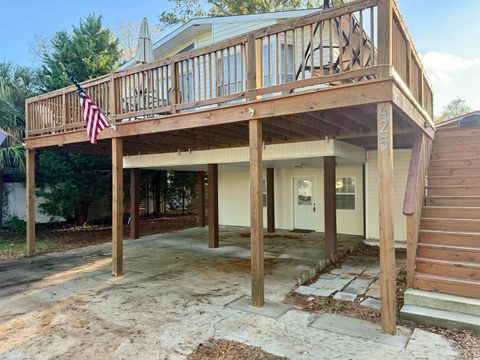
0 227 457 359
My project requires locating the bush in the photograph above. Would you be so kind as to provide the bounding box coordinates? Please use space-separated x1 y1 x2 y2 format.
3 216 26 232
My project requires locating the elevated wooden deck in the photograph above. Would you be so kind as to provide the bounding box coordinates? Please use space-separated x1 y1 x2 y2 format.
24 0 434 335
25 0 433 155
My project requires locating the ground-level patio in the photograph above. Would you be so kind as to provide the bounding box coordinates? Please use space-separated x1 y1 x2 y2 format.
0 227 457 359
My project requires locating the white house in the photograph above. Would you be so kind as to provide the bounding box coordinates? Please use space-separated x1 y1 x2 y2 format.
121 10 410 247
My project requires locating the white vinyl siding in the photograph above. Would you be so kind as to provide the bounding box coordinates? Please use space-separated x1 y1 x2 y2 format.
213 20 277 42
366 149 411 246
217 165 364 236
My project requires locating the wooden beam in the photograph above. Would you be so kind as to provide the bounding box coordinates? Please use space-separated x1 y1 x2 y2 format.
26 149 35 257
208 164 219 248
250 119 264 307
392 82 435 138
130 168 140 240
267 168 275 233
377 0 393 78
112 138 124 276
25 79 395 150
377 102 397 334
324 156 337 260
198 171 206 227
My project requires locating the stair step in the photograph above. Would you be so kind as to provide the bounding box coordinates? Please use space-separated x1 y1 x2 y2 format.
422 206 480 219
420 229 480 247
404 288 480 317
416 257 480 281
431 150 480 161
414 272 480 298
421 217 480 232
433 143 480 154
400 304 480 331
417 243 480 262
435 128 480 139
428 175 480 186
429 159 480 169
426 196 480 207
427 185 480 196
428 167 480 176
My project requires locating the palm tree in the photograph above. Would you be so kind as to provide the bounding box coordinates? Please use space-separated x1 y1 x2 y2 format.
0 62 39 225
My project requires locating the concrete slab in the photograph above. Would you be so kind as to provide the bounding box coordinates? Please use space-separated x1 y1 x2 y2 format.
0 227 458 359
310 278 334 289
312 288 336 297
310 313 413 348
333 292 357 302
226 296 294 319
361 297 381 310
365 287 381 299
400 304 480 332
404 288 480 316
310 314 412 348
318 273 337 280
295 286 317 295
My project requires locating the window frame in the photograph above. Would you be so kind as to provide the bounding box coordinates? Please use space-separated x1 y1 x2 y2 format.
335 176 356 210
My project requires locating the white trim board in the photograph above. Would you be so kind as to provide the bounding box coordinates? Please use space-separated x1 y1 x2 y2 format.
123 139 366 170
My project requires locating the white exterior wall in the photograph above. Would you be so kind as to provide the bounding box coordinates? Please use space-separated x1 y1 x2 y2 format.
4 183 60 224
213 20 277 42
366 149 411 246
218 164 364 236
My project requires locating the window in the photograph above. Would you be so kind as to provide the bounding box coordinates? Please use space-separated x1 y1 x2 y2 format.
297 179 313 205
336 177 356 210
217 52 243 96
263 43 294 86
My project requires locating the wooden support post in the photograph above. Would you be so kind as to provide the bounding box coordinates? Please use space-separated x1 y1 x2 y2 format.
198 171 206 227
377 102 397 334
112 138 124 276
377 0 393 78
26 149 35 257
250 119 264 307
324 156 337 261
266 168 275 233
130 168 140 240
208 164 219 248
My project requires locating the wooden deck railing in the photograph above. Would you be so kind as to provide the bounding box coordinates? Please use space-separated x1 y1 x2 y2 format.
391 2 433 118
26 0 432 138
403 133 433 287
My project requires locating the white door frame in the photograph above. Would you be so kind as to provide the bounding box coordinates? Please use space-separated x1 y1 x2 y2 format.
292 175 318 231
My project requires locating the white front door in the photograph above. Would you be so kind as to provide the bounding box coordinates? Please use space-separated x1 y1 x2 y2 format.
294 177 316 230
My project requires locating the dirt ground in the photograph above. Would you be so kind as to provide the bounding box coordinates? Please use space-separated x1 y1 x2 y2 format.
187 339 287 360
0 214 198 260
286 245 480 360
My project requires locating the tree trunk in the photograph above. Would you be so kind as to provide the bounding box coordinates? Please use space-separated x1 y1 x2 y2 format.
75 202 89 226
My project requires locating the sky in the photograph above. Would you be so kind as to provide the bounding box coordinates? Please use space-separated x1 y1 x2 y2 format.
1 0 479 115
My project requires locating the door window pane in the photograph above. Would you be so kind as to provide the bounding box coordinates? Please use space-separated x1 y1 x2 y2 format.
297 180 313 205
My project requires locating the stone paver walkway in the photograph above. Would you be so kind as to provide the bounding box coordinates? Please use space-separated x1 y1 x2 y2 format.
296 255 406 311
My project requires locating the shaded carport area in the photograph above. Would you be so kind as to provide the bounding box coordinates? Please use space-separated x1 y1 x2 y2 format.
0 227 383 359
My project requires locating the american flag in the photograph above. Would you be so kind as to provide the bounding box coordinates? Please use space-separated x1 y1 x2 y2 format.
61 64 111 144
